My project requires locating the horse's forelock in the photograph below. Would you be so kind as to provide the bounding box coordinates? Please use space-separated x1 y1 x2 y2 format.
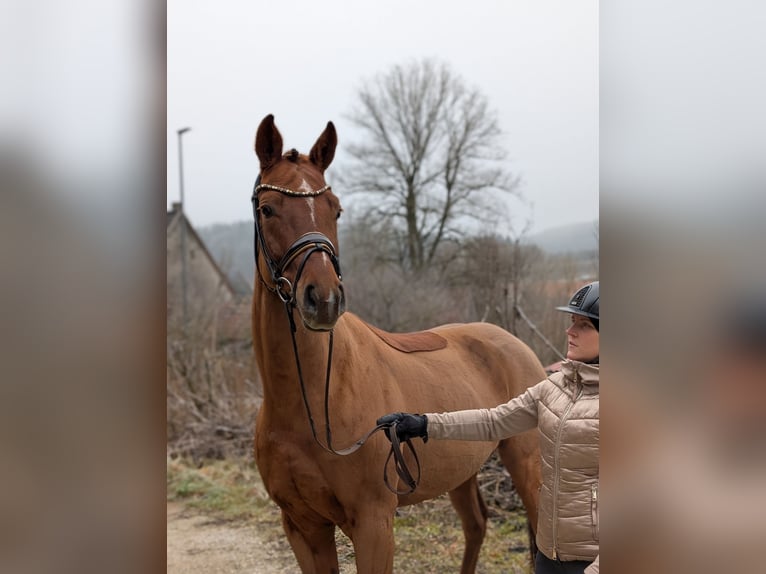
285 148 300 162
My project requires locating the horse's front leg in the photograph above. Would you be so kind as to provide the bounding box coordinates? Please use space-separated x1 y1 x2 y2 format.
281 511 339 574
344 507 395 574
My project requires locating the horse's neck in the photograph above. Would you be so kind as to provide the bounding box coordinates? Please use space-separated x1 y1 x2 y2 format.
252 285 332 412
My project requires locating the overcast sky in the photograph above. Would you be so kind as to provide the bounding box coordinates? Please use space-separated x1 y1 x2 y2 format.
168 0 597 235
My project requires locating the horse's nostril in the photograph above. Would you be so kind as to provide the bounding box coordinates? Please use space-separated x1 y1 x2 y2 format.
304 285 318 309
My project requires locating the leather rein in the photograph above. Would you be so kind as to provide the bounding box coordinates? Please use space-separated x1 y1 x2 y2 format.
251 174 421 495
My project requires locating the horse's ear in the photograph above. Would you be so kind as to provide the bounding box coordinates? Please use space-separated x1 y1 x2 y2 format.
309 121 337 172
255 114 283 171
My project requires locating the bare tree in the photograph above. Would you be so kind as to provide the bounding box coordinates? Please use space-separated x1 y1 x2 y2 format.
458 232 543 333
340 211 464 331
343 59 520 271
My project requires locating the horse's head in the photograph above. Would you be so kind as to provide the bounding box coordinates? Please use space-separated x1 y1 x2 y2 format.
253 114 345 331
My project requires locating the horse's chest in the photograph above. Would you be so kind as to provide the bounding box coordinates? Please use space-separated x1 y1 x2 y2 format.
256 432 346 524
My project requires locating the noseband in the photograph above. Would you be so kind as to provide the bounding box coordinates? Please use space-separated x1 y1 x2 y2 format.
251 174 341 305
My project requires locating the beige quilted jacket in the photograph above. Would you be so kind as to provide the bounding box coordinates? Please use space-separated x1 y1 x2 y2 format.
426 360 599 563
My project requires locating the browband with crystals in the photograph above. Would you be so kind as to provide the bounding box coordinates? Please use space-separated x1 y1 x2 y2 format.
254 183 331 197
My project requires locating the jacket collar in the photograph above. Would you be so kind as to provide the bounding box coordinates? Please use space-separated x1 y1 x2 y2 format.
560 360 599 386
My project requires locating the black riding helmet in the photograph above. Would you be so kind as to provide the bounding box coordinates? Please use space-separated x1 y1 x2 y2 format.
557 281 599 331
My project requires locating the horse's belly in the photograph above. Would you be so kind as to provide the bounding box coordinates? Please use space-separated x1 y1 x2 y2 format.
397 439 497 505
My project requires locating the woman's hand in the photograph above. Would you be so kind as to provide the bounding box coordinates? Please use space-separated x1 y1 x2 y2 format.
376 412 428 442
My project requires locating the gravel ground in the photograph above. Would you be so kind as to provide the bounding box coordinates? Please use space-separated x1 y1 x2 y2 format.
167 502 298 574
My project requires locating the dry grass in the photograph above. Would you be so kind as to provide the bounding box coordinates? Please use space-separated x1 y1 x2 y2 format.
167 457 533 573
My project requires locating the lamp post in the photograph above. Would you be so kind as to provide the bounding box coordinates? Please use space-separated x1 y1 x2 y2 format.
177 127 191 331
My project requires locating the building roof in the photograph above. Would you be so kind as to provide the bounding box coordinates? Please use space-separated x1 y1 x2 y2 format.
167 203 181 228
167 203 251 298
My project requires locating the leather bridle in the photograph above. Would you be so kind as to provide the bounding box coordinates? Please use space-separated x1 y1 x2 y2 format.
251 175 341 306
251 174 421 495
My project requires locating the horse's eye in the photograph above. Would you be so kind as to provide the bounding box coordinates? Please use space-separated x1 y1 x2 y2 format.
260 205 274 218
336 209 343 220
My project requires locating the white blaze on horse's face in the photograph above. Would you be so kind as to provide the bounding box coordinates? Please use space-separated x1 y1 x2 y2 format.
299 175 322 229
302 193 330 268
305 197 317 226
298 177 314 195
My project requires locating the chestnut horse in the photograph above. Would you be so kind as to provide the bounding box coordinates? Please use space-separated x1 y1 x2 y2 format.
252 115 544 574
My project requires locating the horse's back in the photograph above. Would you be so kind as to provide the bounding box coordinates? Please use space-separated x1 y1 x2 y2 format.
435 321 546 385
339 313 545 410
434 321 545 401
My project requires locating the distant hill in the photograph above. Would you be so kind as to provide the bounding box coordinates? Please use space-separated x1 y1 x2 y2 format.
198 221 255 288
526 221 598 254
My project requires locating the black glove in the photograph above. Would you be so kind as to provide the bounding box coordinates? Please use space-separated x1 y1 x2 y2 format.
376 412 428 443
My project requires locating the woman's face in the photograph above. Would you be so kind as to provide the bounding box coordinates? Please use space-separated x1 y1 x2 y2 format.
566 314 599 362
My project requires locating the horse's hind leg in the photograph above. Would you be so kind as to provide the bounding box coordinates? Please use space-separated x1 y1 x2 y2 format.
448 474 489 574
281 512 339 573
498 432 542 562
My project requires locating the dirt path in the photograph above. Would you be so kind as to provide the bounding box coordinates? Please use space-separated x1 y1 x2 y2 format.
167 502 298 574
167 498 527 573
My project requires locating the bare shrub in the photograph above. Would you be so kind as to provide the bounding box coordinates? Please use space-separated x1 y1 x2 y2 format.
477 452 524 517
167 314 260 462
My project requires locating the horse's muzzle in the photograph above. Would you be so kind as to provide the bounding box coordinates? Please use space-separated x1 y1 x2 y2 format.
297 280 345 331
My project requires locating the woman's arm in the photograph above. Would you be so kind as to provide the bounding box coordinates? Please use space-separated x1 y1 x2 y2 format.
426 379 545 441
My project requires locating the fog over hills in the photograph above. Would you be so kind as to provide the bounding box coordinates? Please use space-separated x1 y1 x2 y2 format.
196 219 599 289
198 221 255 288
525 221 599 254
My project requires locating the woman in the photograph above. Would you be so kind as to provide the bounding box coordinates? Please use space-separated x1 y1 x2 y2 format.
378 282 600 574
